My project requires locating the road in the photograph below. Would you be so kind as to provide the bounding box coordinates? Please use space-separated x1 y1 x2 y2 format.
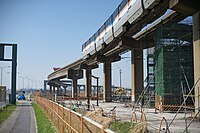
0 100 37 133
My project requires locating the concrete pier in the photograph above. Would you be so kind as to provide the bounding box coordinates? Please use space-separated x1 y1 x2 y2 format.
131 49 144 103
103 62 112 102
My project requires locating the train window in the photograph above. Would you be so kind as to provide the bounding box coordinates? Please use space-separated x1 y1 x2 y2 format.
94 31 99 39
113 8 119 20
82 43 86 51
90 35 95 42
99 24 105 33
86 40 89 46
119 0 128 12
105 16 113 27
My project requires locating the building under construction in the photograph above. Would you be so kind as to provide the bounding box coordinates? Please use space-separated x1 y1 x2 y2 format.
146 18 194 111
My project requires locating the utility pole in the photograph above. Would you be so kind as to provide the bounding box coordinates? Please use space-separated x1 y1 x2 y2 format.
119 69 122 88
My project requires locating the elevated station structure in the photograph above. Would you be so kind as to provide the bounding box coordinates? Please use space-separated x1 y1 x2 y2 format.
47 0 200 116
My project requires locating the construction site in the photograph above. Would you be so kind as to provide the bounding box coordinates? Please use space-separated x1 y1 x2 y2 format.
1 1 199 133
36 16 200 133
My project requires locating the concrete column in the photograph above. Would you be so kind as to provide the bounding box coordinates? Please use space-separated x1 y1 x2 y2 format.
44 81 46 91
72 78 77 98
193 11 200 117
64 86 67 95
78 86 81 97
86 69 91 110
84 85 86 97
131 49 144 103
57 85 60 95
53 85 55 94
49 85 52 94
103 62 112 102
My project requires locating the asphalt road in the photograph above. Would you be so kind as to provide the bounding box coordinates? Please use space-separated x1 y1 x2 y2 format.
0 100 37 133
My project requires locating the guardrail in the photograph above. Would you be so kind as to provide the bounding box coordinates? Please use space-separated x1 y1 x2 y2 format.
35 96 115 133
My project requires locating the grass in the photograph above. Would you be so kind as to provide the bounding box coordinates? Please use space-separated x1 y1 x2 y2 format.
32 102 56 133
30 94 34 98
110 121 135 133
0 104 17 124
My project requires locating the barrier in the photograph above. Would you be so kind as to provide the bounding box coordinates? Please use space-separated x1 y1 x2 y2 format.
35 96 115 133
158 117 170 133
0 86 7 109
130 111 147 132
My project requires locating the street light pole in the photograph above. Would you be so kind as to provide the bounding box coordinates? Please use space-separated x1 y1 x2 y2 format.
0 66 10 86
119 69 122 88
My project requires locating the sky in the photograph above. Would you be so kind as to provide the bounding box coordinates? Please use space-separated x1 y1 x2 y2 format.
0 0 146 90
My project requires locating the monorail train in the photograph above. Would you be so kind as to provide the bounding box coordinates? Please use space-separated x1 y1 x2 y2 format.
82 0 160 58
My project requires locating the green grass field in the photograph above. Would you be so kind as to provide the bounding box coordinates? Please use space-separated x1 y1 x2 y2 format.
0 104 17 124
31 102 56 133
110 121 135 133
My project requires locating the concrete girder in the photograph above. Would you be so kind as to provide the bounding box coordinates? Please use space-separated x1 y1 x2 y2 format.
118 37 154 50
67 68 83 79
96 55 121 63
81 63 98 70
169 0 200 15
48 58 85 80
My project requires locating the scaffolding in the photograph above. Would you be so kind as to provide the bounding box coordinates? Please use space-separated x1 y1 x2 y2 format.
146 18 194 111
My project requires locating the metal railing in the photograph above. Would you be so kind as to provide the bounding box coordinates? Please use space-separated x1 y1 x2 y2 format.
35 96 115 133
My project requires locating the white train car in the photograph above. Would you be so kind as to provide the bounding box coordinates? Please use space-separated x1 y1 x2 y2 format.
143 0 160 9
104 16 114 44
82 0 162 59
113 0 129 37
96 24 106 50
127 0 145 24
82 38 95 59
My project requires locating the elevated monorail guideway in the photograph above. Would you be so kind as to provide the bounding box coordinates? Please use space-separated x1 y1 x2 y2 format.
48 58 85 80
47 0 179 81
48 0 198 81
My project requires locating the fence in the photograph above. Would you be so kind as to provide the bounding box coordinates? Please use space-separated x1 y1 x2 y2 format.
35 96 115 133
0 86 7 109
